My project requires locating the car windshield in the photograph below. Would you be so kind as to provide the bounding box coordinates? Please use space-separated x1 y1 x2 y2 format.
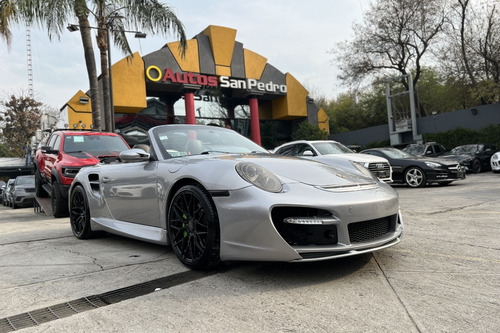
449 145 479 154
64 135 129 154
15 176 35 186
151 125 269 158
403 145 424 155
312 141 354 155
380 149 414 159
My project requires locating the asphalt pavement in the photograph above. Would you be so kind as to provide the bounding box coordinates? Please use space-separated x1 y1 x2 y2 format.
0 173 499 333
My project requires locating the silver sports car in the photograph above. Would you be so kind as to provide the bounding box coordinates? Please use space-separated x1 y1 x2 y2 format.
69 124 403 269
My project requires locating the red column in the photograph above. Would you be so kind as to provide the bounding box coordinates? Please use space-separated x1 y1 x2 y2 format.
249 97 261 145
184 91 196 124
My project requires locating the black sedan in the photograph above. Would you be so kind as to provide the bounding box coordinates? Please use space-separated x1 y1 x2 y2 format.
440 144 496 173
360 148 466 188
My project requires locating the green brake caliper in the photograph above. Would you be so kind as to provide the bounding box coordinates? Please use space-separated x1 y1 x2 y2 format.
182 213 188 238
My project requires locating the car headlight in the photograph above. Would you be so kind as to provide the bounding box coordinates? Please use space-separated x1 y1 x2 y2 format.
62 166 82 178
351 161 377 180
425 162 441 168
235 162 282 193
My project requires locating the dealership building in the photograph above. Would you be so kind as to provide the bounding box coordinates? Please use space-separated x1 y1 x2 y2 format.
59 25 328 148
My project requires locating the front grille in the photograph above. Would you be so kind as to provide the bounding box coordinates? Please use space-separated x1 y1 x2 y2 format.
447 164 462 172
348 216 394 243
367 162 391 178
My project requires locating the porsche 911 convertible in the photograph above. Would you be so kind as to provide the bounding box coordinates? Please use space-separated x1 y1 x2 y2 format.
69 124 403 269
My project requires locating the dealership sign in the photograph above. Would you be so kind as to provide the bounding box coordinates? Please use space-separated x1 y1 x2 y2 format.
146 67 287 94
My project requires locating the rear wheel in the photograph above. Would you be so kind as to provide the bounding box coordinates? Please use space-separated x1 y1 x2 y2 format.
405 167 426 188
69 185 94 239
52 182 69 218
167 185 220 269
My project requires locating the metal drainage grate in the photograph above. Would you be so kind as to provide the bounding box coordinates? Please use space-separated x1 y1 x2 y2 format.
0 269 216 332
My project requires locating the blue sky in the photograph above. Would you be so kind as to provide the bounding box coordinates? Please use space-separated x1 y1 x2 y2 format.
0 0 371 109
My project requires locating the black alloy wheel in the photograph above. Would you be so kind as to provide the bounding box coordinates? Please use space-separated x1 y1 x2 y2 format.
51 182 69 218
404 167 426 188
69 185 94 239
167 185 220 269
471 159 482 173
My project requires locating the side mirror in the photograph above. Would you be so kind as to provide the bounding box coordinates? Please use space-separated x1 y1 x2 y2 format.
302 150 314 156
41 146 59 155
119 148 150 163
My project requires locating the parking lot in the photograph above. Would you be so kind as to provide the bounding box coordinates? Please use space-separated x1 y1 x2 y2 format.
0 172 499 332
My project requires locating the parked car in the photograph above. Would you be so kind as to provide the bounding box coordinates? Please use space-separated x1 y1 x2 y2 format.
491 151 500 173
2 178 15 207
34 130 130 217
360 147 466 188
0 180 5 204
403 142 446 157
69 124 404 269
273 140 392 182
10 175 35 209
441 144 496 173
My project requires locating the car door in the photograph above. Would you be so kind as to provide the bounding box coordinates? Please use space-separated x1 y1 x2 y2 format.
42 134 61 180
99 160 161 227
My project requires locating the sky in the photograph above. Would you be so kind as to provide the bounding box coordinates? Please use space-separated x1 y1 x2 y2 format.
0 0 372 109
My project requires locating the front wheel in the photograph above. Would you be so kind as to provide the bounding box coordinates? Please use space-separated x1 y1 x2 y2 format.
167 185 220 270
405 167 426 188
69 185 94 239
52 182 69 218
471 159 481 173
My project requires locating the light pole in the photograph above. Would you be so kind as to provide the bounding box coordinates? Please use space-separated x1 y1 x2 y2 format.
67 23 146 132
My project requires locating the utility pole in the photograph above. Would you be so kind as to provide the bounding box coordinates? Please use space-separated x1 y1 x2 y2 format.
26 25 34 99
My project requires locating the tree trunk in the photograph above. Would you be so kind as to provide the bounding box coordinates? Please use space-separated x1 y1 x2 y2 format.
77 17 102 131
97 25 111 132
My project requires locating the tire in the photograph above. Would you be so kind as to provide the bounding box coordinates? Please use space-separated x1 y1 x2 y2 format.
405 167 426 188
51 182 69 218
35 169 48 197
69 185 94 239
471 159 481 173
167 185 220 269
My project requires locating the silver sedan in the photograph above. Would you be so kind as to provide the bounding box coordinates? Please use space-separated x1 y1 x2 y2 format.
69 125 403 269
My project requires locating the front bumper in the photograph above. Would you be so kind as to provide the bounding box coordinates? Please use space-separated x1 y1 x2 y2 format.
214 182 403 262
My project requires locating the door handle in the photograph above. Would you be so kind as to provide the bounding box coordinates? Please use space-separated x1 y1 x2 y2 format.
102 176 110 183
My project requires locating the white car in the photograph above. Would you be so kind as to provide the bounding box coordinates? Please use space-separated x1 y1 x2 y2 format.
273 140 393 182
491 151 500 173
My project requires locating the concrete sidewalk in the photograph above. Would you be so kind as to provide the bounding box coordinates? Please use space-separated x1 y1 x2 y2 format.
0 173 499 332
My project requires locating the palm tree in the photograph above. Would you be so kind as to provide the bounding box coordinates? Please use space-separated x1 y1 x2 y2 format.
0 0 187 132
94 0 187 131
0 0 16 48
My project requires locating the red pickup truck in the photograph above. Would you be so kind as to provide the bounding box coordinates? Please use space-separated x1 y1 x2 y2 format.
34 130 130 217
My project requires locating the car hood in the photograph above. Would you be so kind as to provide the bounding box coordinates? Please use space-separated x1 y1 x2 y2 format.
13 184 34 190
215 154 377 187
439 154 472 162
64 151 119 165
410 156 462 165
321 153 388 163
